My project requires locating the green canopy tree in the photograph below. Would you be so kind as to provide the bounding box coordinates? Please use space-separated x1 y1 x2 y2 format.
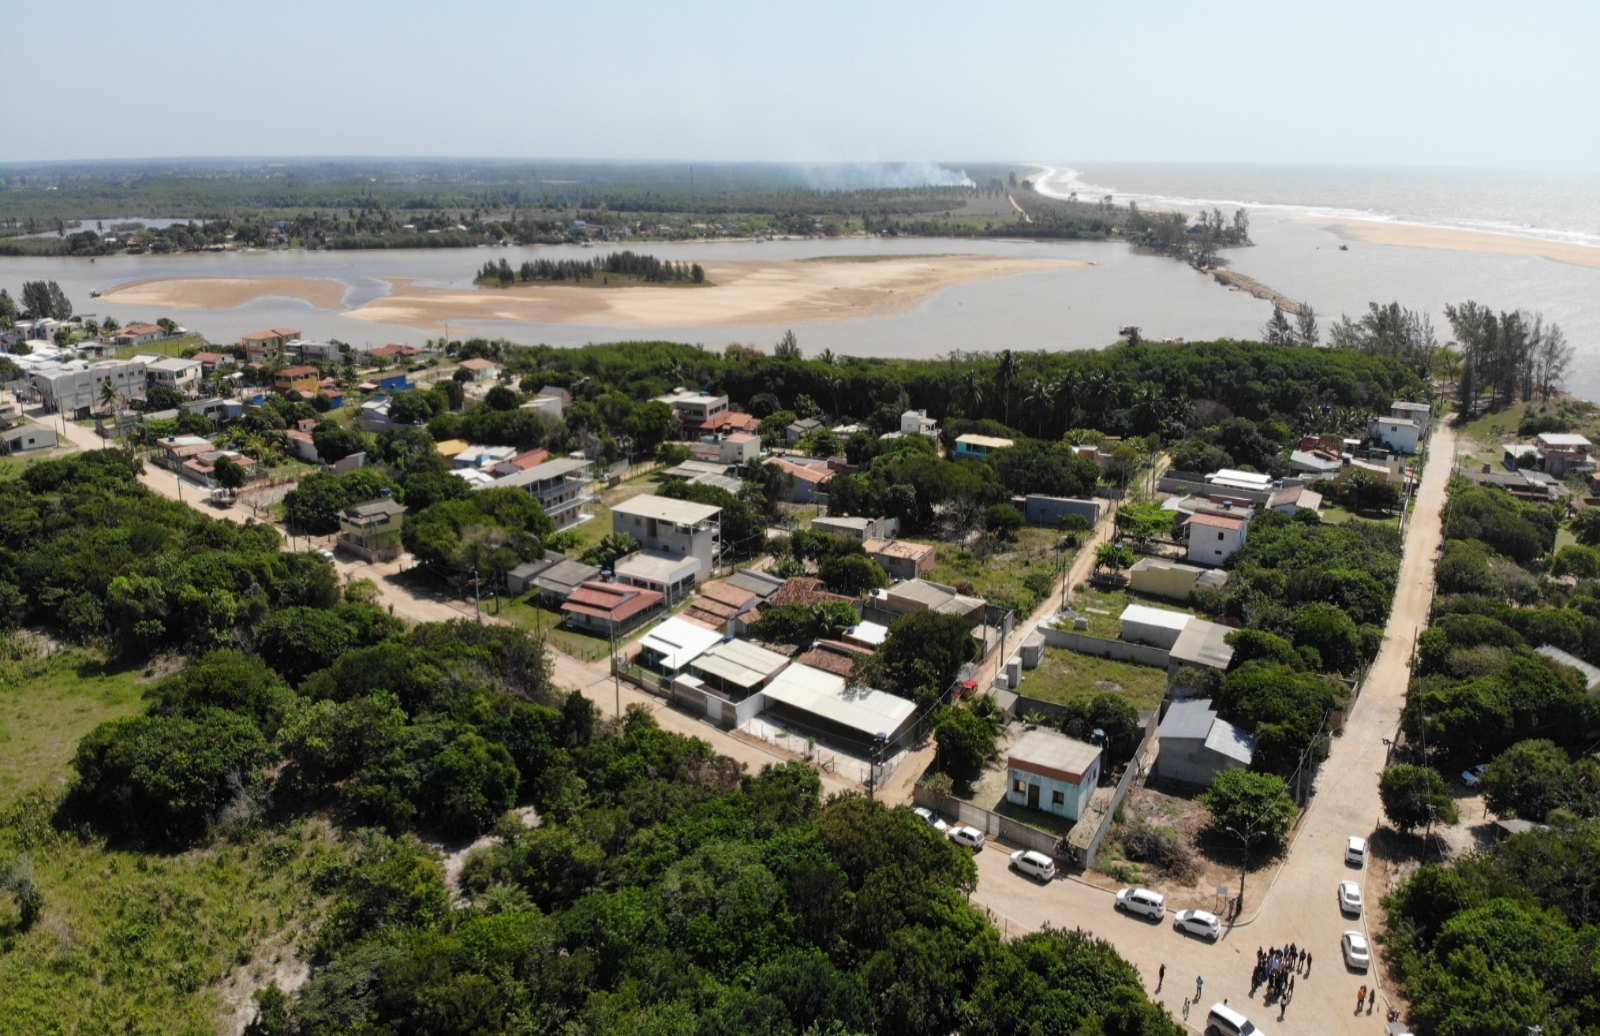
1380 763 1460 833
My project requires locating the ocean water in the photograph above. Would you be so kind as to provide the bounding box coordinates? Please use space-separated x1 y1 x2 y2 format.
1035 163 1600 403
1036 163 1600 248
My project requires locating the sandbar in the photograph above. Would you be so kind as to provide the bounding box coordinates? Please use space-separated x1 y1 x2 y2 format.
101 276 349 310
1300 217 1600 271
347 254 1088 330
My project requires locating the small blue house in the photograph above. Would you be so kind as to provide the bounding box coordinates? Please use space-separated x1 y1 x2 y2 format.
1006 728 1102 821
378 374 411 393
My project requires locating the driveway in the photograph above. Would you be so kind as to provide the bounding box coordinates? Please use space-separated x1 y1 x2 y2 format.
969 427 1455 1033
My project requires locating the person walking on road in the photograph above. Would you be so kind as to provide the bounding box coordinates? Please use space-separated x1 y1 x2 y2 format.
1196 976 1204 1001
1288 975 1295 1002
1358 985 1367 1013
1157 964 1165 991
1368 988 1377 1014
1305 951 1312 977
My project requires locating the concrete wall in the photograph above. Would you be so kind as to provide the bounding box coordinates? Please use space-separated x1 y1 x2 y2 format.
1155 734 1251 787
1038 626 1170 668
1128 563 1204 601
910 786 1059 859
1158 473 1277 505
1022 496 1103 527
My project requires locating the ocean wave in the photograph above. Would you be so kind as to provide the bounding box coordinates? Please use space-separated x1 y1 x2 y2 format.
1027 164 1600 250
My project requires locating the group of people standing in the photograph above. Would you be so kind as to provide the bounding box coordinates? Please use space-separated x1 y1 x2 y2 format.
1252 943 1308 1005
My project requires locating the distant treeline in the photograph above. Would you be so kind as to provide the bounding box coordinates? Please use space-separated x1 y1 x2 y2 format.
476 251 705 285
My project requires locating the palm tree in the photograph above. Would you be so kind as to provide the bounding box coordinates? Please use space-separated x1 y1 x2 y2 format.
1024 379 1055 438
1055 370 1084 436
961 371 985 415
996 350 1020 428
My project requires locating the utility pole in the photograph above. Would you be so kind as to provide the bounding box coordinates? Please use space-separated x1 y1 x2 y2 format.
610 625 622 717
472 565 482 623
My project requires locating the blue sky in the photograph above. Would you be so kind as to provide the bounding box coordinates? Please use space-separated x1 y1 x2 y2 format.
6 0 1598 170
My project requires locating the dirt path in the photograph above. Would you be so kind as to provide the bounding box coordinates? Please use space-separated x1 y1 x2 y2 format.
1008 194 1033 223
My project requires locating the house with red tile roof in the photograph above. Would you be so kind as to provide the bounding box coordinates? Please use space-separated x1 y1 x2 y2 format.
560 581 664 637
1183 510 1249 568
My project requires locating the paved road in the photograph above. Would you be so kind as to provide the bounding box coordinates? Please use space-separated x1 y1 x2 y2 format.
968 426 1455 1034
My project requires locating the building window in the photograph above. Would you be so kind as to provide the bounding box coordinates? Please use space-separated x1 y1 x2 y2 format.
1217 532 1225 540
1052 790 1065 806
1013 779 1027 794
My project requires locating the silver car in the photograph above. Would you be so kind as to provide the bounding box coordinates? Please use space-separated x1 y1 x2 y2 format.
1342 930 1371 970
1338 880 1364 915
913 807 948 833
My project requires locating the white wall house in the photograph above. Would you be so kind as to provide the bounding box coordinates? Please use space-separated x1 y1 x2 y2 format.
1184 511 1249 567
1369 416 1421 455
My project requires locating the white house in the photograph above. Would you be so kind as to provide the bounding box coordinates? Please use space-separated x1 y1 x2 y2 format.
1369 415 1421 455
1184 510 1249 567
141 356 203 395
900 409 938 437
612 496 722 584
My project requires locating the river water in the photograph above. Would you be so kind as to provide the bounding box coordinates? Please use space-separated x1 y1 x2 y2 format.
5 166 1597 401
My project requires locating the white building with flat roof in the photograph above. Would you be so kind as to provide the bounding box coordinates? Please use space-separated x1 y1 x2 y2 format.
759 663 917 747
612 495 722 583
1204 468 1274 493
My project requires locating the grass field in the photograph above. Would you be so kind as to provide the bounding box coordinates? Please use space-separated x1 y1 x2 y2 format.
1064 585 1200 640
924 526 1074 612
0 652 149 807
499 595 612 662
114 333 206 360
1016 647 1168 713
0 648 345 1035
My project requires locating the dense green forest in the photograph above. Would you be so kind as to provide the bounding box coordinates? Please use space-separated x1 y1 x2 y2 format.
0 451 1183 1034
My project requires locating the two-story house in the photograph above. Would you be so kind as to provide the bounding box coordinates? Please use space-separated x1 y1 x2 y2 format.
339 496 406 562
1184 509 1250 567
274 365 321 395
611 495 722 584
240 327 302 364
487 457 595 530
141 356 202 396
1534 433 1592 477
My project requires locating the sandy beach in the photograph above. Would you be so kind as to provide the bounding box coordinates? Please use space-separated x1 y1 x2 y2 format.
101 276 350 310
1302 217 1600 271
105 255 1088 331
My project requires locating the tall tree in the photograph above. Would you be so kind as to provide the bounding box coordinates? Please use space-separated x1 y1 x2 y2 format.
1262 306 1295 345
1294 304 1319 346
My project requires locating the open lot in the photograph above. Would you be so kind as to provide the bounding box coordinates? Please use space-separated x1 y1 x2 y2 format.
1064 584 1201 640
1015 647 1168 713
0 651 149 806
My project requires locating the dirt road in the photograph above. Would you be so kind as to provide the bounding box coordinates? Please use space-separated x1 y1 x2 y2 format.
968 429 1454 1033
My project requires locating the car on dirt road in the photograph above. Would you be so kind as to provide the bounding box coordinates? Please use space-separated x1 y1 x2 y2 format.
1338 880 1364 915
1345 835 1367 867
1342 930 1371 970
1114 887 1166 921
1173 908 1221 941
1009 849 1056 881
913 807 948 833
946 824 985 850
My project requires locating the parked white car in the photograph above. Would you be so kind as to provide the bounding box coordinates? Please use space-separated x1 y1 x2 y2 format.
1114 887 1166 921
1461 764 1488 788
1010 849 1056 881
1345 835 1367 867
1339 880 1364 915
1173 908 1221 940
1342 930 1371 970
913 807 948 833
946 825 985 850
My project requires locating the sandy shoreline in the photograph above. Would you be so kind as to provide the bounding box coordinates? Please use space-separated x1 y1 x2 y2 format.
101 276 350 310
102 255 1089 331
1299 217 1600 271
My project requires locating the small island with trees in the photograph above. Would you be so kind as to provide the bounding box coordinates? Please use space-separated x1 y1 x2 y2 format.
475 251 707 288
